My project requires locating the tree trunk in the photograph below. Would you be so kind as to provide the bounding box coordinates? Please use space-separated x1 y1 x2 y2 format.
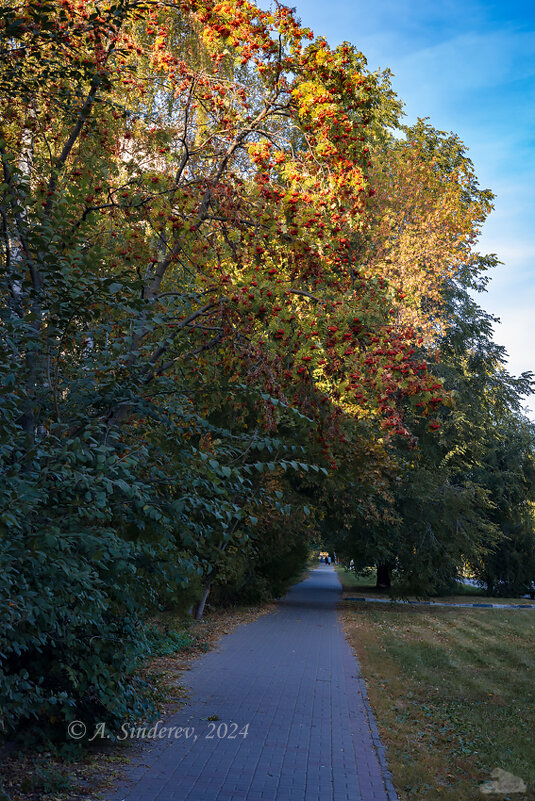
194 581 212 621
376 563 392 589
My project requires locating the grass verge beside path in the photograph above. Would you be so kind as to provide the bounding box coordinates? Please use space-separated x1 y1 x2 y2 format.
336 565 534 605
340 598 535 801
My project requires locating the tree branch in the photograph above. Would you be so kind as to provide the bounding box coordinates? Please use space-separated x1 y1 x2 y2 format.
143 301 219 384
289 288 323 302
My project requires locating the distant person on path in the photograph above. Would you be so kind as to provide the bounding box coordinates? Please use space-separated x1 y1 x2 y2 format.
327 556 331 565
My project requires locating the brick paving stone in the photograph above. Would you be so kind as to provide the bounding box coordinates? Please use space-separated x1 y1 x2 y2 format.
105 566 397 801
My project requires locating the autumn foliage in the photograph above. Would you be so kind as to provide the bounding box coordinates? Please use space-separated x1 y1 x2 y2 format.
1 0 531 745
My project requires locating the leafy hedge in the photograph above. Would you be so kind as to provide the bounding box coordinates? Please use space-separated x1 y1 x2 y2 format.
0 425 196 744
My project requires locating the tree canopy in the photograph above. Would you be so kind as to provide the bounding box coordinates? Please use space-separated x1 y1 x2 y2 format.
1 0 533 745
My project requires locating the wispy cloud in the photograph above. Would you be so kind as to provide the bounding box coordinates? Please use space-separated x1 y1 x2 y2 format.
492 308 535 418
392 30 535 93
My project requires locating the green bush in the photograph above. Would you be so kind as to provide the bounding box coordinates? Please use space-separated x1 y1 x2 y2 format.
0 424 196 746
144 627 195 657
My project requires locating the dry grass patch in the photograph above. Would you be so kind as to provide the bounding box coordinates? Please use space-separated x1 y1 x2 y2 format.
340 600 535 801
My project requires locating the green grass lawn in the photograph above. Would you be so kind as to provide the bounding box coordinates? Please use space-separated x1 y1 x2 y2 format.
336 566 534 605
335 565 378 588
341 600 535 801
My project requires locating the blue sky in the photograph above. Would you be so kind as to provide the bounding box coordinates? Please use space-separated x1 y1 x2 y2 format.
289 0 535 418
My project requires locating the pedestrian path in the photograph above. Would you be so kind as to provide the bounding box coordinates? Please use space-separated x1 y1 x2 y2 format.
345 596 535 610
107 565 397 801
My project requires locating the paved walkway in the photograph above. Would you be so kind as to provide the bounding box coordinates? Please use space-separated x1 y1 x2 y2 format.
345 596 535 610
107 566 397 801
